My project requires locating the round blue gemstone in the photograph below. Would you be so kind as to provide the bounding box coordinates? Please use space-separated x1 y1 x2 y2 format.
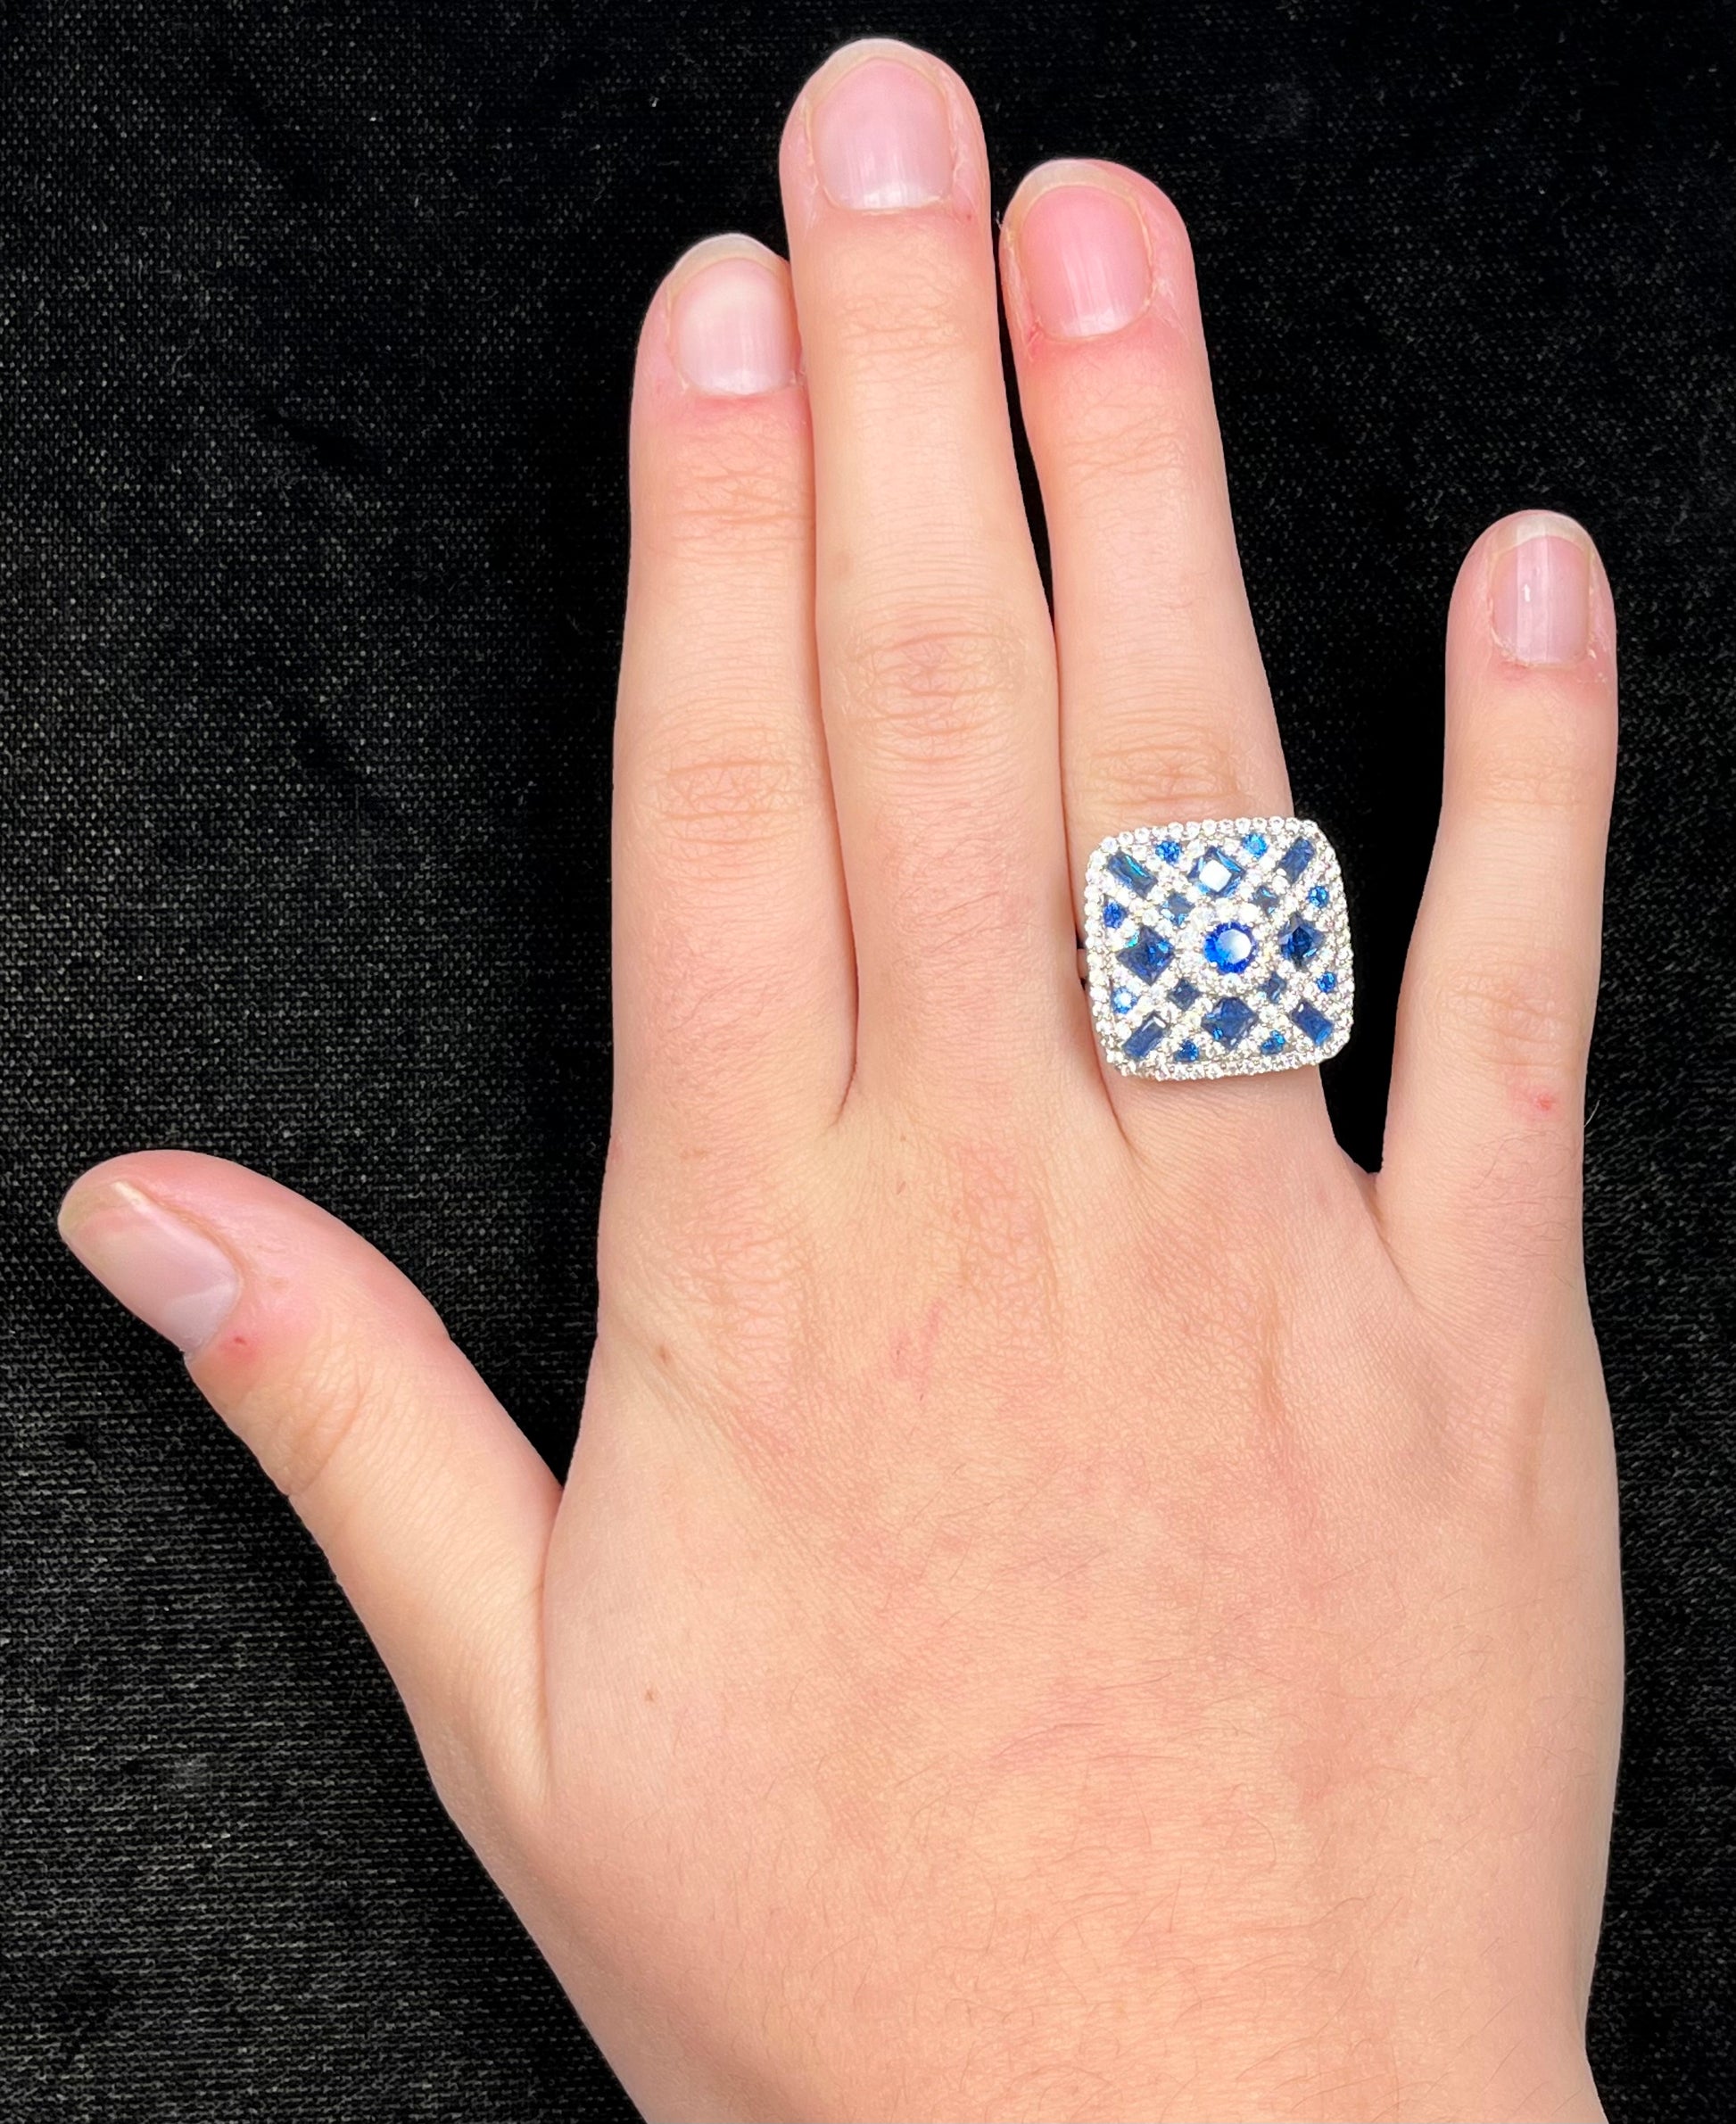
1203 922 1255 972
1317 971 1338 993
1308 883 1330 906
1157 839 1182 864
1103 898 1127 930
1112 986 1136 1014
1261 1032 1286 1054
1242 831 1269 855
1176 1038 1200 1062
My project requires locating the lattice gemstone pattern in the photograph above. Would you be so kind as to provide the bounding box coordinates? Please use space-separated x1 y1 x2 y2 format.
1084 817 1353 1080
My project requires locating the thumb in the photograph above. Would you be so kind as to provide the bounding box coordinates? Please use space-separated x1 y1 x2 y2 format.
58 1150 559 1814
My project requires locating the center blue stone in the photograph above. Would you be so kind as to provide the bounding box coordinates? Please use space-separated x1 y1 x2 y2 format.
1202 995 1257 1049
1290 1000 1334 1045
1107 848 1157 897
1203 922 1255 972
1279 919 1323 965
1117 926 1172 983
1190 845 1244 897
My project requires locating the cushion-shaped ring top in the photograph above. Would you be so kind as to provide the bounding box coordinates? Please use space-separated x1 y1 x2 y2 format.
1085 816 1352 1080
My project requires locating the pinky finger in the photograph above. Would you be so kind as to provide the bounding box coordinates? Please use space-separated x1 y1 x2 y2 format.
1380 511 1617 1335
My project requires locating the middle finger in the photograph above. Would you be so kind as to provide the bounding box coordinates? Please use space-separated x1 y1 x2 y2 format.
780 41 1076 1110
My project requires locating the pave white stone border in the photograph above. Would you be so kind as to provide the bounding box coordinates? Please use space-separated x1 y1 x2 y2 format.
1084 817 1354 1081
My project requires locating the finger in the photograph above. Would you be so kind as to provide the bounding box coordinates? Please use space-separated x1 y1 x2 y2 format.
1000 163 1328 1144
1380 512 1617 1331
58 1151 558 1815
615 236 853 1148
780 42 1075 1101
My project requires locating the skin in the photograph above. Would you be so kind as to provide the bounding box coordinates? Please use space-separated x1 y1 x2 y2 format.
59 38 1621 2124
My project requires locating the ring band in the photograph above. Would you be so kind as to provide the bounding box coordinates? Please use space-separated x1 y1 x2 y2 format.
1085 817 1353 1080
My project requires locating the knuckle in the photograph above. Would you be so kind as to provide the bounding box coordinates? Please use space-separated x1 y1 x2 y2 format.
632 735 814 863
831 595 1035 770
1077 709 1265 825
236 1326 386 1505
1427 953 1589 1082
649 423 807 558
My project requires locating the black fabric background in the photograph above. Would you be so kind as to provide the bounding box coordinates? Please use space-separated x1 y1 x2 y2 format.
2 3 1731 2117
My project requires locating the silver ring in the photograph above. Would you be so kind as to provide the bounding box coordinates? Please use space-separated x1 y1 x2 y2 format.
1084 817 1353 1080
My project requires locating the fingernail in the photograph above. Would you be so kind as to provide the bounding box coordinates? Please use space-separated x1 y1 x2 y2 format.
669 253 798 395
1016 178 1153 338
1490 513 1593 665
810 54 954 211
59 1181 241 1353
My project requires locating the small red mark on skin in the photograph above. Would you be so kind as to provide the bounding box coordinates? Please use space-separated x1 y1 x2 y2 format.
655 1343 673 1369
1533 1088 1559 1117
644 1687 657 1704
219 1331 252 1357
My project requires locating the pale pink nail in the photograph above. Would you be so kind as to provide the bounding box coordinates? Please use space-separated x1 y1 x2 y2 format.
1018 180 1153 338
810 55 953 211
59 1181 241 1352
1490 514 1593 665
669 255 798 396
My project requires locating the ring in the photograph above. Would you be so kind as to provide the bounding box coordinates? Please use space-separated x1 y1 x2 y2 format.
1084 817 1353 1080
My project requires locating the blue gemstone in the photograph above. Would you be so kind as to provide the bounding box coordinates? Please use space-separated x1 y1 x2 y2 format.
1102 898 1127 930
1164 890 1193 924
1309 883 1330 906
1111 986 1136 1015
1170 979 1200 1009
1261 971 1287 1002
1157 839 1182 864
1202 995 1257 1049
1279 837 1316 883
1107 849 1156 897
1290 1001 1334 1045
1242 831 1269 855
1203 921 1256 972
1261 1032 1287 1054
1176 1038 1200 1062
1190 845 1244 897
1123 1016 1166 1062
1252 883 1281 912
1317 971 1338 993
1279 919 1323 965
1117 927 1173 983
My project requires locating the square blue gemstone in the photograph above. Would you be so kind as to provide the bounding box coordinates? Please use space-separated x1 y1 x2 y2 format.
1103 898 1127 930
1164 891 1193 924
1261 971 1287 1003
1290 1001 1334 1045
1252 883 1281 912
1279 920 1323 965
1242 831 1269 855
1191 845 1244 897
1261 1032 1286 1054
1176 1038 1200 1062
1123 1015 1166 1061
1107 848 1157 897
1202 995 1257 1049
1170 979 1200 1009
1117 927 1172 983
1279 837 1316 883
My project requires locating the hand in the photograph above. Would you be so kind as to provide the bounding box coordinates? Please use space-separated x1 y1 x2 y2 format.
60 37 1620 2122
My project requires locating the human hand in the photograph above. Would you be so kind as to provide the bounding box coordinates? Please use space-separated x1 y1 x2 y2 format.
60 37 1620 2122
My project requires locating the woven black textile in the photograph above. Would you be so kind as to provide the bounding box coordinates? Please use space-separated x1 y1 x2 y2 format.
3 3 1731 2117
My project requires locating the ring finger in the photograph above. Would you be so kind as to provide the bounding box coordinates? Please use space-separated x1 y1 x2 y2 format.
1001 161 1332 1152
